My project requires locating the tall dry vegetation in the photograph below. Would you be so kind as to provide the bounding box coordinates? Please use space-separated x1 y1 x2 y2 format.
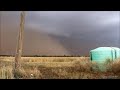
0 57 120 79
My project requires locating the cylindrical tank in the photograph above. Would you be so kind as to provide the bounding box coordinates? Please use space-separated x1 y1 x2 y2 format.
90 47 117 63
111 47 120 59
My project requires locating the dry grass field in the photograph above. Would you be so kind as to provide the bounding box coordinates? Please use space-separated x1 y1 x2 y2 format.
0 56 120 79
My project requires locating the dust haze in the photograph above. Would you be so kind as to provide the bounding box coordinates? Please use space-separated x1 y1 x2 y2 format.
0 11 119 56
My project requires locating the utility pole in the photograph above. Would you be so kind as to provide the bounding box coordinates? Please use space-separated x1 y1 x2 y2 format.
14 11 25 71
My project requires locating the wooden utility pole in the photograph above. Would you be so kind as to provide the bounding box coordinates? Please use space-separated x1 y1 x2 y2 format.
14 11 25 70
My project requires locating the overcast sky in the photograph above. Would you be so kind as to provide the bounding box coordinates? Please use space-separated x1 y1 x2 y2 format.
26 11 119 37
0 11 119 56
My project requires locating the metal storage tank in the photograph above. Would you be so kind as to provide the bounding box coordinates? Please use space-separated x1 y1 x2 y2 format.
90 47 116 63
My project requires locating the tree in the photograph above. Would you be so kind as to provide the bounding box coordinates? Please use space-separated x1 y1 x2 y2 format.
14 11 25 70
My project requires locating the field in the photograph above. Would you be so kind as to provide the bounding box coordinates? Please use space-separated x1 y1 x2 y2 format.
0 56 120 79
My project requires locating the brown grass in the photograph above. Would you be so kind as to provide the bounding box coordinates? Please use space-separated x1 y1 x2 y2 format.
0 57 119 79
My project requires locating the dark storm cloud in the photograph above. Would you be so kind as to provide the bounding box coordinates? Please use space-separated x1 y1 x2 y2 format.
1 11 119 37
26 11 119 47
25 11 119 37
0 11 119 55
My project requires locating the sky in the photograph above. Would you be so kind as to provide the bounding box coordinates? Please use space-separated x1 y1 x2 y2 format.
0 11 119 56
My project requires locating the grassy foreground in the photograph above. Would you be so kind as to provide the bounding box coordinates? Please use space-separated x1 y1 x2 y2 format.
0 56 120 79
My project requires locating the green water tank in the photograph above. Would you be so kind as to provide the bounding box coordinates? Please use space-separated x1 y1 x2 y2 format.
90 47 120 63
111 47 120 59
